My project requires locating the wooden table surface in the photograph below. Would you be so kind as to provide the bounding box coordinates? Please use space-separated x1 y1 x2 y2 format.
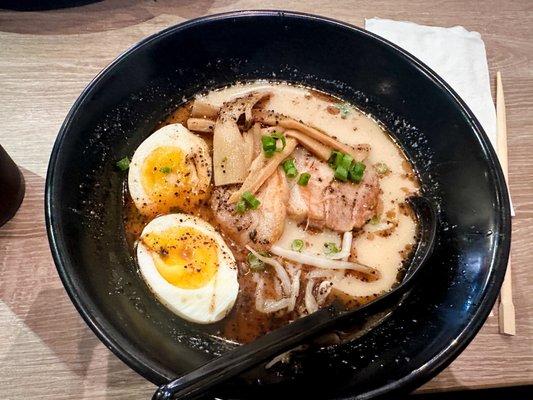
0 1 532 399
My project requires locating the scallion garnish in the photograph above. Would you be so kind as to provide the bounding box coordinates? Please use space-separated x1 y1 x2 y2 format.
328 150 366 183
282 158 298 178
328 150 343 168
242 191 261 209
235 191 261 213
297 172 311 186
235 200 247 214
116 157 130 171
291 239 305 252
271 132 286 152
348 162 366 183
334 165 349 181
262 135 277 157
159 166 172 174
262 133 287 157
340 153 353 170
247 252 265 271
324 242 340 255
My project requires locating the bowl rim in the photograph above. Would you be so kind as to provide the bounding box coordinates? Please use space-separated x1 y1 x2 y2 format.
45 9 511 399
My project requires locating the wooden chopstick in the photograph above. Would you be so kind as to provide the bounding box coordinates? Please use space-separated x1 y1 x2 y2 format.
496 71 516 336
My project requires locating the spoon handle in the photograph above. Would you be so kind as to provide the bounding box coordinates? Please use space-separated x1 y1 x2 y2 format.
152 195 436 400
152 306 336 400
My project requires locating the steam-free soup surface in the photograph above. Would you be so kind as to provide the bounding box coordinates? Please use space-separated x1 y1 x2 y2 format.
124 81 419 343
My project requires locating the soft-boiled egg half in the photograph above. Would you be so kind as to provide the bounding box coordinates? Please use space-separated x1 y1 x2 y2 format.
137 213 239 324
128 123 212 217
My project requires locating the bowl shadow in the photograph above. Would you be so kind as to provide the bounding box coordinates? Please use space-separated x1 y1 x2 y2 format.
0 0 215 35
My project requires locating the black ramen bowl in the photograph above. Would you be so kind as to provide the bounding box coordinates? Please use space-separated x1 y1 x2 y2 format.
46 10 511 399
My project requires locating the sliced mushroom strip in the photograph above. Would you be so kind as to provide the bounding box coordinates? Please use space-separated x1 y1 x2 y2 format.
228 137 297 203
284 129 331 161
279 119 369 161
187 118 215 133
246 246 291 296
304 279 318 314
253 108 370 161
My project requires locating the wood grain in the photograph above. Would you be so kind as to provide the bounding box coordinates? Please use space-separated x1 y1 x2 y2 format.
0 1 532 398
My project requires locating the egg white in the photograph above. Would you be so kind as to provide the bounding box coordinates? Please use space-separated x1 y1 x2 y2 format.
128 123 211 216
137 213 239 324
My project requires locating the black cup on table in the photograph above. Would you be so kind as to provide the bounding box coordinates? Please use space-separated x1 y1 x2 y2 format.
0 145 25 227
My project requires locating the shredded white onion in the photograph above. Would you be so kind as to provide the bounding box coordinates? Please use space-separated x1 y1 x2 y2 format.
307 269 338 279
316 280 333 305
246 246 292 295
284 262 299 277
270 245 379 276
327 231 353 260
253 274 290 314
254 275 266 312
263 298 290 313
304 279 318 314
287 269 301 312
273 278 282 298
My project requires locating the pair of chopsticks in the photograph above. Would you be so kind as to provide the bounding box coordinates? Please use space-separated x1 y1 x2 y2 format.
496 71 515 336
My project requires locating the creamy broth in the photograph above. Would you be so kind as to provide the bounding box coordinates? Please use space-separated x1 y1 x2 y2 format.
201 82 418 298
124 81 419 343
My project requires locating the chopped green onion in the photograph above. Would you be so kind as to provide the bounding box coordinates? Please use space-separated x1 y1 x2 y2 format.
262 135 277 157
282 158 298 178
334 165 348 181
328 150 366 183
116 157 130 171
286 169 298 178
375 162 389 175
249 198 261 209
235 192 261 214
262 133 287 157
242 191 261 209
247 252 265 271
328 150 343 168
297 172 311 186
287 168 298 178
340 153 353 170
348 162 366 183
235 200 247 214
159 166 172 174
324 242 340 255
271 132 286 152
291 239 305 252
370 215 380 225
334 103 350 119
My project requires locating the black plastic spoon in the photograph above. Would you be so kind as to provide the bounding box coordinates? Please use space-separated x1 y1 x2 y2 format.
153 196 437 400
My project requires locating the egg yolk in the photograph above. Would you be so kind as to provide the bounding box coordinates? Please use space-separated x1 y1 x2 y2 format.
141 146 206 214
141 226 218 289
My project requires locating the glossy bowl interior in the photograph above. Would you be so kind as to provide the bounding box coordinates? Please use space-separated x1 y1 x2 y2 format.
46 11 511 399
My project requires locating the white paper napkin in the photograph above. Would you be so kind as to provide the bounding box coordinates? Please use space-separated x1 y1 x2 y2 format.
366 18 514 215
